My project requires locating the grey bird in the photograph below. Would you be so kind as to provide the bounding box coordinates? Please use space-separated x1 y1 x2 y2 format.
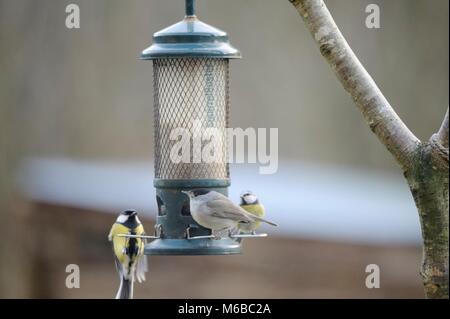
182 189 277 237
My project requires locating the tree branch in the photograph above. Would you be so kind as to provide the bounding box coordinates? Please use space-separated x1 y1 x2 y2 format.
435 108 449 149
289 0 421 170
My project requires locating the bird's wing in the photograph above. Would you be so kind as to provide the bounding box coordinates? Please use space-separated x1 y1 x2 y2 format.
135 235 148 283
206 198 254 222
136 255 148 283
108 224 115 241
114 255 124 279
207 194 278 226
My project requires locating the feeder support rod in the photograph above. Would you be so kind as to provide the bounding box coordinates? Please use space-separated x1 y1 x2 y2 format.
186 0 195 16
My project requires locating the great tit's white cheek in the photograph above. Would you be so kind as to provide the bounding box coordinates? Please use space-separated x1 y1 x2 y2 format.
117 215 128 223
135 216 141 224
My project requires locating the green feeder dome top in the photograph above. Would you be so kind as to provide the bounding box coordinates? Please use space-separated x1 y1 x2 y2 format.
140 0 241 60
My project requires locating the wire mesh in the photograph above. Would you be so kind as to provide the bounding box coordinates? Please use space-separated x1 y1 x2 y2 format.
153 58 230 180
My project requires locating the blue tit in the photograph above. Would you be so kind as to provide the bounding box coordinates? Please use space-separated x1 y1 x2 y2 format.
182 189 277 237
238 191 266 234
108 209 148 299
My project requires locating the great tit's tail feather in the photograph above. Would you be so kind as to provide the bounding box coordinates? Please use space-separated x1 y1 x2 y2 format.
114 258 134 299
116 277 133 299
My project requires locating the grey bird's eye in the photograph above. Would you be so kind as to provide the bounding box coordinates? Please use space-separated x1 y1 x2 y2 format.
192 189 210 197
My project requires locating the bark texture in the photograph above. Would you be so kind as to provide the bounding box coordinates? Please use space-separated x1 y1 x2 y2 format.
406 136 449 298
289 0 449 298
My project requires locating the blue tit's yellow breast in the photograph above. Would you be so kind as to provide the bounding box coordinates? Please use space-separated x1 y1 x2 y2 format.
240 203 265 217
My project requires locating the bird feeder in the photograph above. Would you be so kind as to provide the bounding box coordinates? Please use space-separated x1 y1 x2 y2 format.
140 0 262 255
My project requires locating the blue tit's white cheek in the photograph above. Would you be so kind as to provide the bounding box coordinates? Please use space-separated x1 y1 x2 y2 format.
245 194 257 204
117 215 128 223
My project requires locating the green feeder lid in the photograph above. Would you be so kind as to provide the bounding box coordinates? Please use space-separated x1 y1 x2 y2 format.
140 0 241 59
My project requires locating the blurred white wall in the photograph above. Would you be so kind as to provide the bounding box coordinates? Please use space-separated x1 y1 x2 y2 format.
18 157 421 245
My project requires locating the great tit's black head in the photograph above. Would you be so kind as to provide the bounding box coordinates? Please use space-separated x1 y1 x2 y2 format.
182 188 211 199
122 209 137 217
116 209 139 226
240 191 259 205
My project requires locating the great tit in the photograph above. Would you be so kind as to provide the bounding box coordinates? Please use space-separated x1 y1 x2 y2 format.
238 191 266 234
108 209 148 299
182 189 277 237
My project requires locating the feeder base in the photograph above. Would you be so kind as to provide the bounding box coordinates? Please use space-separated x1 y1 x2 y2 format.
144 238 241 255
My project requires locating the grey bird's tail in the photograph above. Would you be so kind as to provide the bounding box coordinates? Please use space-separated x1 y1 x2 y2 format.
116 276 134 299
250 214 278 227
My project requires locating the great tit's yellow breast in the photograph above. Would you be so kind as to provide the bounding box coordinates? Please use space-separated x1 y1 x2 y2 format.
109 223 145 263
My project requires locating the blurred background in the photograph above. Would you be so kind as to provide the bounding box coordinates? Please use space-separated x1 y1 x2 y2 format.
0 0 448 298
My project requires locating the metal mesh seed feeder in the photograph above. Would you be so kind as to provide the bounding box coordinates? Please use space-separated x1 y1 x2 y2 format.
139 0 266 255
